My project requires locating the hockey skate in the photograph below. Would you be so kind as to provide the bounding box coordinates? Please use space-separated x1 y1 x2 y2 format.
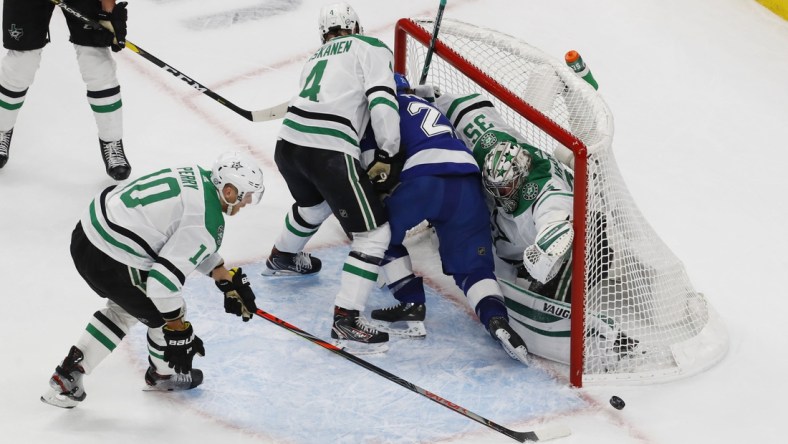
261 248 322 276
144 365 203 391
488 316 530 366
331 306 388 354
100 138 131 180
0 128 12 169
370 302 427 338
40 346 87 409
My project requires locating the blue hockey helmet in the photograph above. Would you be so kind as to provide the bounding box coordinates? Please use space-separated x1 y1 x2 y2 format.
394 73 411 93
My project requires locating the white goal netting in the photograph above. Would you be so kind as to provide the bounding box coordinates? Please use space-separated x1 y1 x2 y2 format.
396 18 727 386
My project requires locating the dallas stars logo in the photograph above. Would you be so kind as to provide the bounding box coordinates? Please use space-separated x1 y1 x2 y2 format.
230 161 243 170
8 24 23 41
523 182 539 200
479 132 498 149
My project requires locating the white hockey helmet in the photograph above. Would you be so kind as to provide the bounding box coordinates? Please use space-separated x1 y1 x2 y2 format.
211 151 265 214
318 2 362 44
482 141 532 213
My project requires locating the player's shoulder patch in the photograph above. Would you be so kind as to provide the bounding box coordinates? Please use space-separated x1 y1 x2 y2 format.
479 131 499 150
522 182 540 201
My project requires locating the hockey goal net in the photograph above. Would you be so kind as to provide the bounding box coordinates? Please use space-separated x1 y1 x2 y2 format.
394 18 728 387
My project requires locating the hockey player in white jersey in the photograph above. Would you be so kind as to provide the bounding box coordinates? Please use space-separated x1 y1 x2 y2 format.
261 3 400 353
41 151 264 408
481 139 637 366
432 88 637 366
432 90 576 169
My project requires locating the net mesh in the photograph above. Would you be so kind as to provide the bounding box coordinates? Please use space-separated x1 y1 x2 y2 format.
399 18 727 384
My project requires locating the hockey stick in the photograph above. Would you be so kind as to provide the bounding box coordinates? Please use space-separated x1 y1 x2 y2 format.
418 0 448 85
254 309 570 442
50 0 288 122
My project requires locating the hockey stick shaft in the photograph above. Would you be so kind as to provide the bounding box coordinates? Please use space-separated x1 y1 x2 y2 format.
254 309 565 442
418 0 448 85
50 0 287 122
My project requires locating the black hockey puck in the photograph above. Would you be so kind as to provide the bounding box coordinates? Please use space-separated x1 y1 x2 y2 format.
610 395 625 410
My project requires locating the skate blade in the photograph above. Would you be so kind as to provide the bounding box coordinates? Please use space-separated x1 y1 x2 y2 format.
40 388 80 409
330 339 389 355
260 268 319 277
369 320 426 338
495 332 530 366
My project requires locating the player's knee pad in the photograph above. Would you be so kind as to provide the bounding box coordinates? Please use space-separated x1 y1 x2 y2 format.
74 45 118 91
104 300 139 332
294 201 332 227
0 49 43 90
350 222 391 259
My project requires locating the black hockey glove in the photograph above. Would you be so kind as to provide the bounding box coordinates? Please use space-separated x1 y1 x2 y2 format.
162 322 205 374
215 267 257 322
98 2 128 52
367 149 404 195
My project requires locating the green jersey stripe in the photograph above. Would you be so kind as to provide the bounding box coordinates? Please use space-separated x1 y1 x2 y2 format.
344 154 375 229
148 269 179 292
368 97 398 113
283 118 359 147
445 93 481 120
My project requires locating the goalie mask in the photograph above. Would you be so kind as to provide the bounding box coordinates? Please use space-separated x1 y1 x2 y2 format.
318 2 363 44
482 141 532 213
211 151 265 215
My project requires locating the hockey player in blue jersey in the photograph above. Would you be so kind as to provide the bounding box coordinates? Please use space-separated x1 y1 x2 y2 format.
361 73 529 365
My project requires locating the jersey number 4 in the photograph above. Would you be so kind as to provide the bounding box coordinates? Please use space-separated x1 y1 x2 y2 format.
300 60 328 102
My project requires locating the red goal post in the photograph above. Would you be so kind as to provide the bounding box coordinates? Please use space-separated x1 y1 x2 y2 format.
394 18 728 387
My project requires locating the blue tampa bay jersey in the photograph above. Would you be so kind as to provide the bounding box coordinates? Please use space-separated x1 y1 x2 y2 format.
362 93 479 180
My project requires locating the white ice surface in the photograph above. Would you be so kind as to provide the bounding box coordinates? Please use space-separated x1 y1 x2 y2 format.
0 1 786 443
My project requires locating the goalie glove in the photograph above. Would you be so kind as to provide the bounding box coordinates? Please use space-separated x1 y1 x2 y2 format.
215 267 257 322
367 149 404 194
523 221 573 283
98 2 128 52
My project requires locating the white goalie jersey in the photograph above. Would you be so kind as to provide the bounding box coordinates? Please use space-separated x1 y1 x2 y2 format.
279 34 401 159
80 166 225 319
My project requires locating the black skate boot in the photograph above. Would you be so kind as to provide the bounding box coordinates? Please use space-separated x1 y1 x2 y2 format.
261 247 322 276
40 346 87 408
100 138 131 180
331 306 388 354
0 128 13 169
370 302 427 338
487 316 529 365
144 365 204 391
